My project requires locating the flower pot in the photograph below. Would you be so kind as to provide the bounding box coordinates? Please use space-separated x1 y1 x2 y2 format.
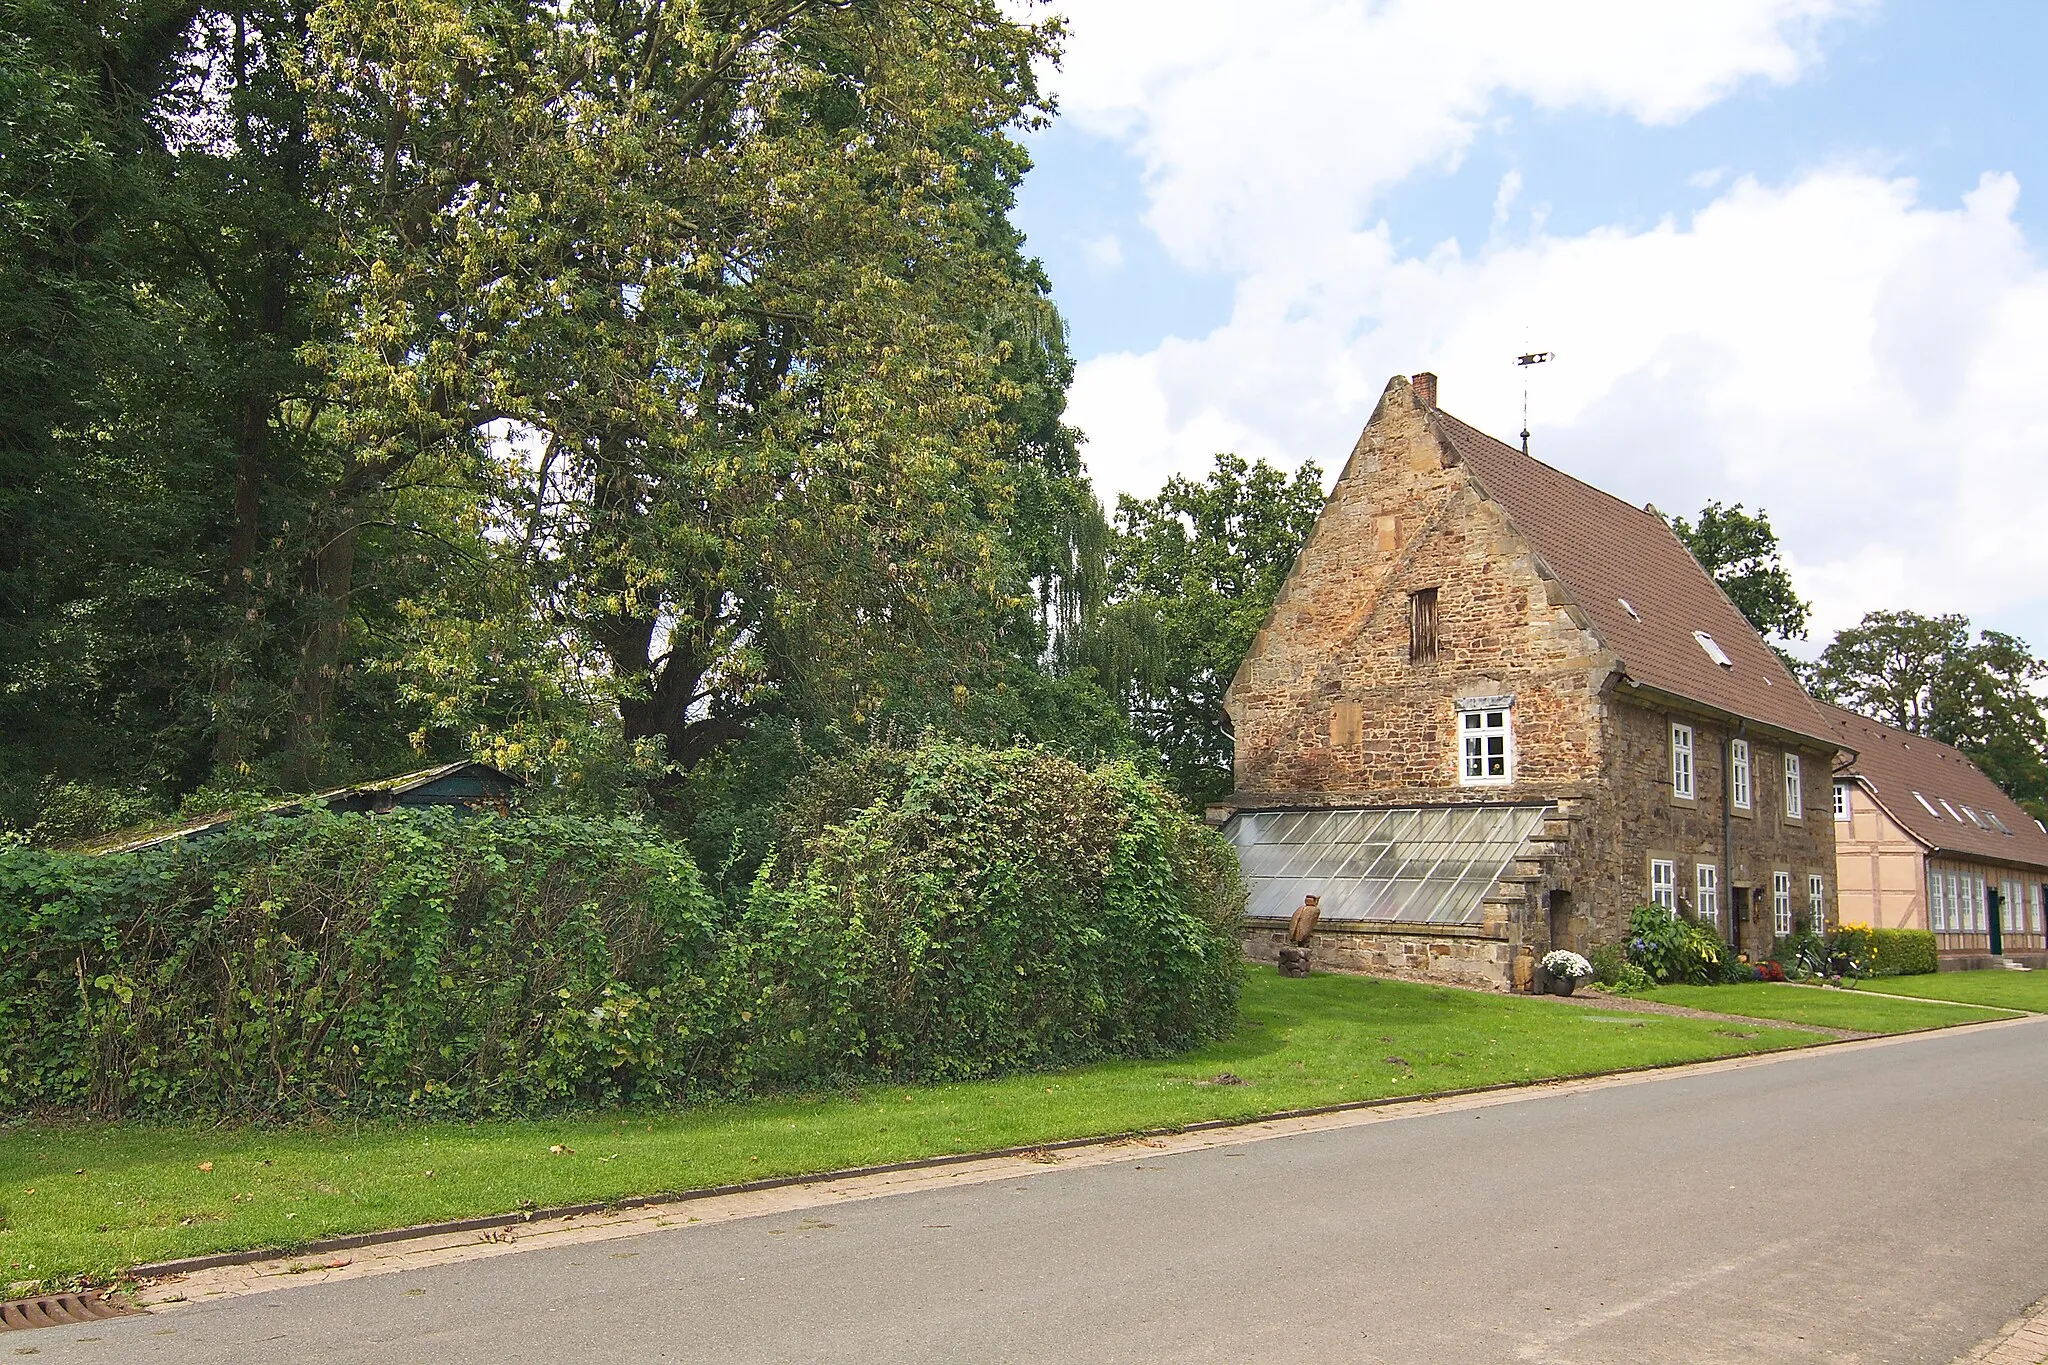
1550 975 1577 997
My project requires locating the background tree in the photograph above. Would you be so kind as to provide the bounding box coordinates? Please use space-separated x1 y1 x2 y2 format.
1098 454 1325 807
1811 610 2048 822
1669 501 1811 645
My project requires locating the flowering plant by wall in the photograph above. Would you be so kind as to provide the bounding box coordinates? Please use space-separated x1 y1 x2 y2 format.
1541 949 1594 980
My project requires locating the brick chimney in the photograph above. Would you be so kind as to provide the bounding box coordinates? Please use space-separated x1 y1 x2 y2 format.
1411 372 1438 408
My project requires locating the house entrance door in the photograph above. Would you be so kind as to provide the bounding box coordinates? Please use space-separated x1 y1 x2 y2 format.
1990 887 2005 956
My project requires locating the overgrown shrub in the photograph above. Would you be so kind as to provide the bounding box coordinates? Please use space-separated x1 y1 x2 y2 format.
1588 942 1626 985
744 743 1245 1084
0 743 1244 1119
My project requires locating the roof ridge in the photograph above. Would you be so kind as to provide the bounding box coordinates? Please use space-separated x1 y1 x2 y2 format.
1430 407 1672 532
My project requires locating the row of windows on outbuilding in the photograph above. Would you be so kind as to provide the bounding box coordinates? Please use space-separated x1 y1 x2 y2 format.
1648 860 1824 935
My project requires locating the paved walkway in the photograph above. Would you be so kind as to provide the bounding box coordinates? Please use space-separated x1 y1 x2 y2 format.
1955 1294 2048 1365
1550 986 1869 1037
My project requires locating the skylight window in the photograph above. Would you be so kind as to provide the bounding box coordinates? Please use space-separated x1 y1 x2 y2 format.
1987 811 2013 834
1619 598 1641 621
1692 631 1734 668
1913 791 1942 818
1940 798 1964 822
1960 805 1986 828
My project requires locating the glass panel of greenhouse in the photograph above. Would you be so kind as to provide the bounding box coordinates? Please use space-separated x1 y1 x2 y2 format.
1223 804 1553 926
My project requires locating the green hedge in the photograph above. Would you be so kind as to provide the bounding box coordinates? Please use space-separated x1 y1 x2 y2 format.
1831 926 1938 977
0 744 1244 1119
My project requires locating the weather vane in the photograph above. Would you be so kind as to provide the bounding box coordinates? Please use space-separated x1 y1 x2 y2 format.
1516 351 1553 456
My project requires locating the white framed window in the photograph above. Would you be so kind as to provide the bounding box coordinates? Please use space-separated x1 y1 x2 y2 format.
1930 866 1947 932
1460 706 1513 785
1772 871 1793 935
1696 863 1720 929
1914 791 1942 819
1808 873 1826 934
1834 782 1850 820
1949 872 1962 933
1784 753 1804 819
1671 724 1695 799
1731 739 1752 811
1977 874 1989 932
1650 859 1677 914
2034 883 2044 935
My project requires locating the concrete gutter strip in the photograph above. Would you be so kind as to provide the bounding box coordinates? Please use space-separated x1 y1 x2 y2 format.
122 1012 2038 1311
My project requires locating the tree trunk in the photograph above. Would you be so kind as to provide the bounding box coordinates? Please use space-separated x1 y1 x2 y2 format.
285 509 360 787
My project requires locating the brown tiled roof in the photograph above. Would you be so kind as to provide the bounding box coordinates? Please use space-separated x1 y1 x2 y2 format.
1823 703 2048 868
1430 408 1839 748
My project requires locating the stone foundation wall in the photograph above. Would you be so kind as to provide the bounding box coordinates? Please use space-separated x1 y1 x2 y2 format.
1243 918 1515 990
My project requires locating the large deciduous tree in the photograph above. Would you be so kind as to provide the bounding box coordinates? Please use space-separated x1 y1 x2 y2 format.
3 0 1074 817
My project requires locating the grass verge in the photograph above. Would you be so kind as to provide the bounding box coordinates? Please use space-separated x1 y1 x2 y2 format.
0 968 1823 1286
1636 982 2017 1033
1848 971 2048 1012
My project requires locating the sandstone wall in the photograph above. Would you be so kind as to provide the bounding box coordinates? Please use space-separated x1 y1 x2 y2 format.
1224 377 1612 807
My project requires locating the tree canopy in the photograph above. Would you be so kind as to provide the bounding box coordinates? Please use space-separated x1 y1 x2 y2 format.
1811 610 2048 821
1669 501 1810 644
1097 453 1326 807
2 0 1109 837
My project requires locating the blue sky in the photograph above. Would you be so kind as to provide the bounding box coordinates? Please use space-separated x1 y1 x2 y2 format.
1009 1 2048 652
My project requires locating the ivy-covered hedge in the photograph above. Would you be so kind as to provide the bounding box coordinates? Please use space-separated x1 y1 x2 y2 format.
0 744 1244 1119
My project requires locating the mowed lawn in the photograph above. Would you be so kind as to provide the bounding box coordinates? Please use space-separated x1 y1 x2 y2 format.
1853 970 2048 1013
1 969 1818 1286
1637 982 2018 1033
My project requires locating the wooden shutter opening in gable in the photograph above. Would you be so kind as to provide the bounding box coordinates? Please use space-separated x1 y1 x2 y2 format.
1409 587 1439 663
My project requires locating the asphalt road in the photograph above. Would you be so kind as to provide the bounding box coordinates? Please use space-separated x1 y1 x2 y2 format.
34 1019 2048 1364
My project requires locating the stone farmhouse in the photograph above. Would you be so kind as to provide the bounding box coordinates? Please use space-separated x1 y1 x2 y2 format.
1829 704 2048 968
1218 373 1841 990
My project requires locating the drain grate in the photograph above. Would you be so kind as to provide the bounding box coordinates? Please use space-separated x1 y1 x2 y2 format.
0 1291 139 1332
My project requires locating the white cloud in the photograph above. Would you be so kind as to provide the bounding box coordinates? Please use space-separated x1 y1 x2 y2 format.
1041 0 2048 644
1080 231 1125 270
1490 170 1523 231
1048 0 1867 270
1068 167 2048 646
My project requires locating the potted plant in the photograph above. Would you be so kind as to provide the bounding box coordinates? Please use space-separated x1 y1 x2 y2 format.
1540 949 1594 996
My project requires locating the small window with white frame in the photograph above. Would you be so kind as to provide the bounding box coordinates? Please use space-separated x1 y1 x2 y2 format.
1731 739 1752 811
1833 781 1850 821
1458 700 1513 785
1930 866 1946 932
1650 859 1677 914
1671 723 1695 799
1696 863 1719 928
1783 752 1803 819
1808 873 1825 933
2034 883 2044 934
1949 872 1962 932
1773 870 1792 935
